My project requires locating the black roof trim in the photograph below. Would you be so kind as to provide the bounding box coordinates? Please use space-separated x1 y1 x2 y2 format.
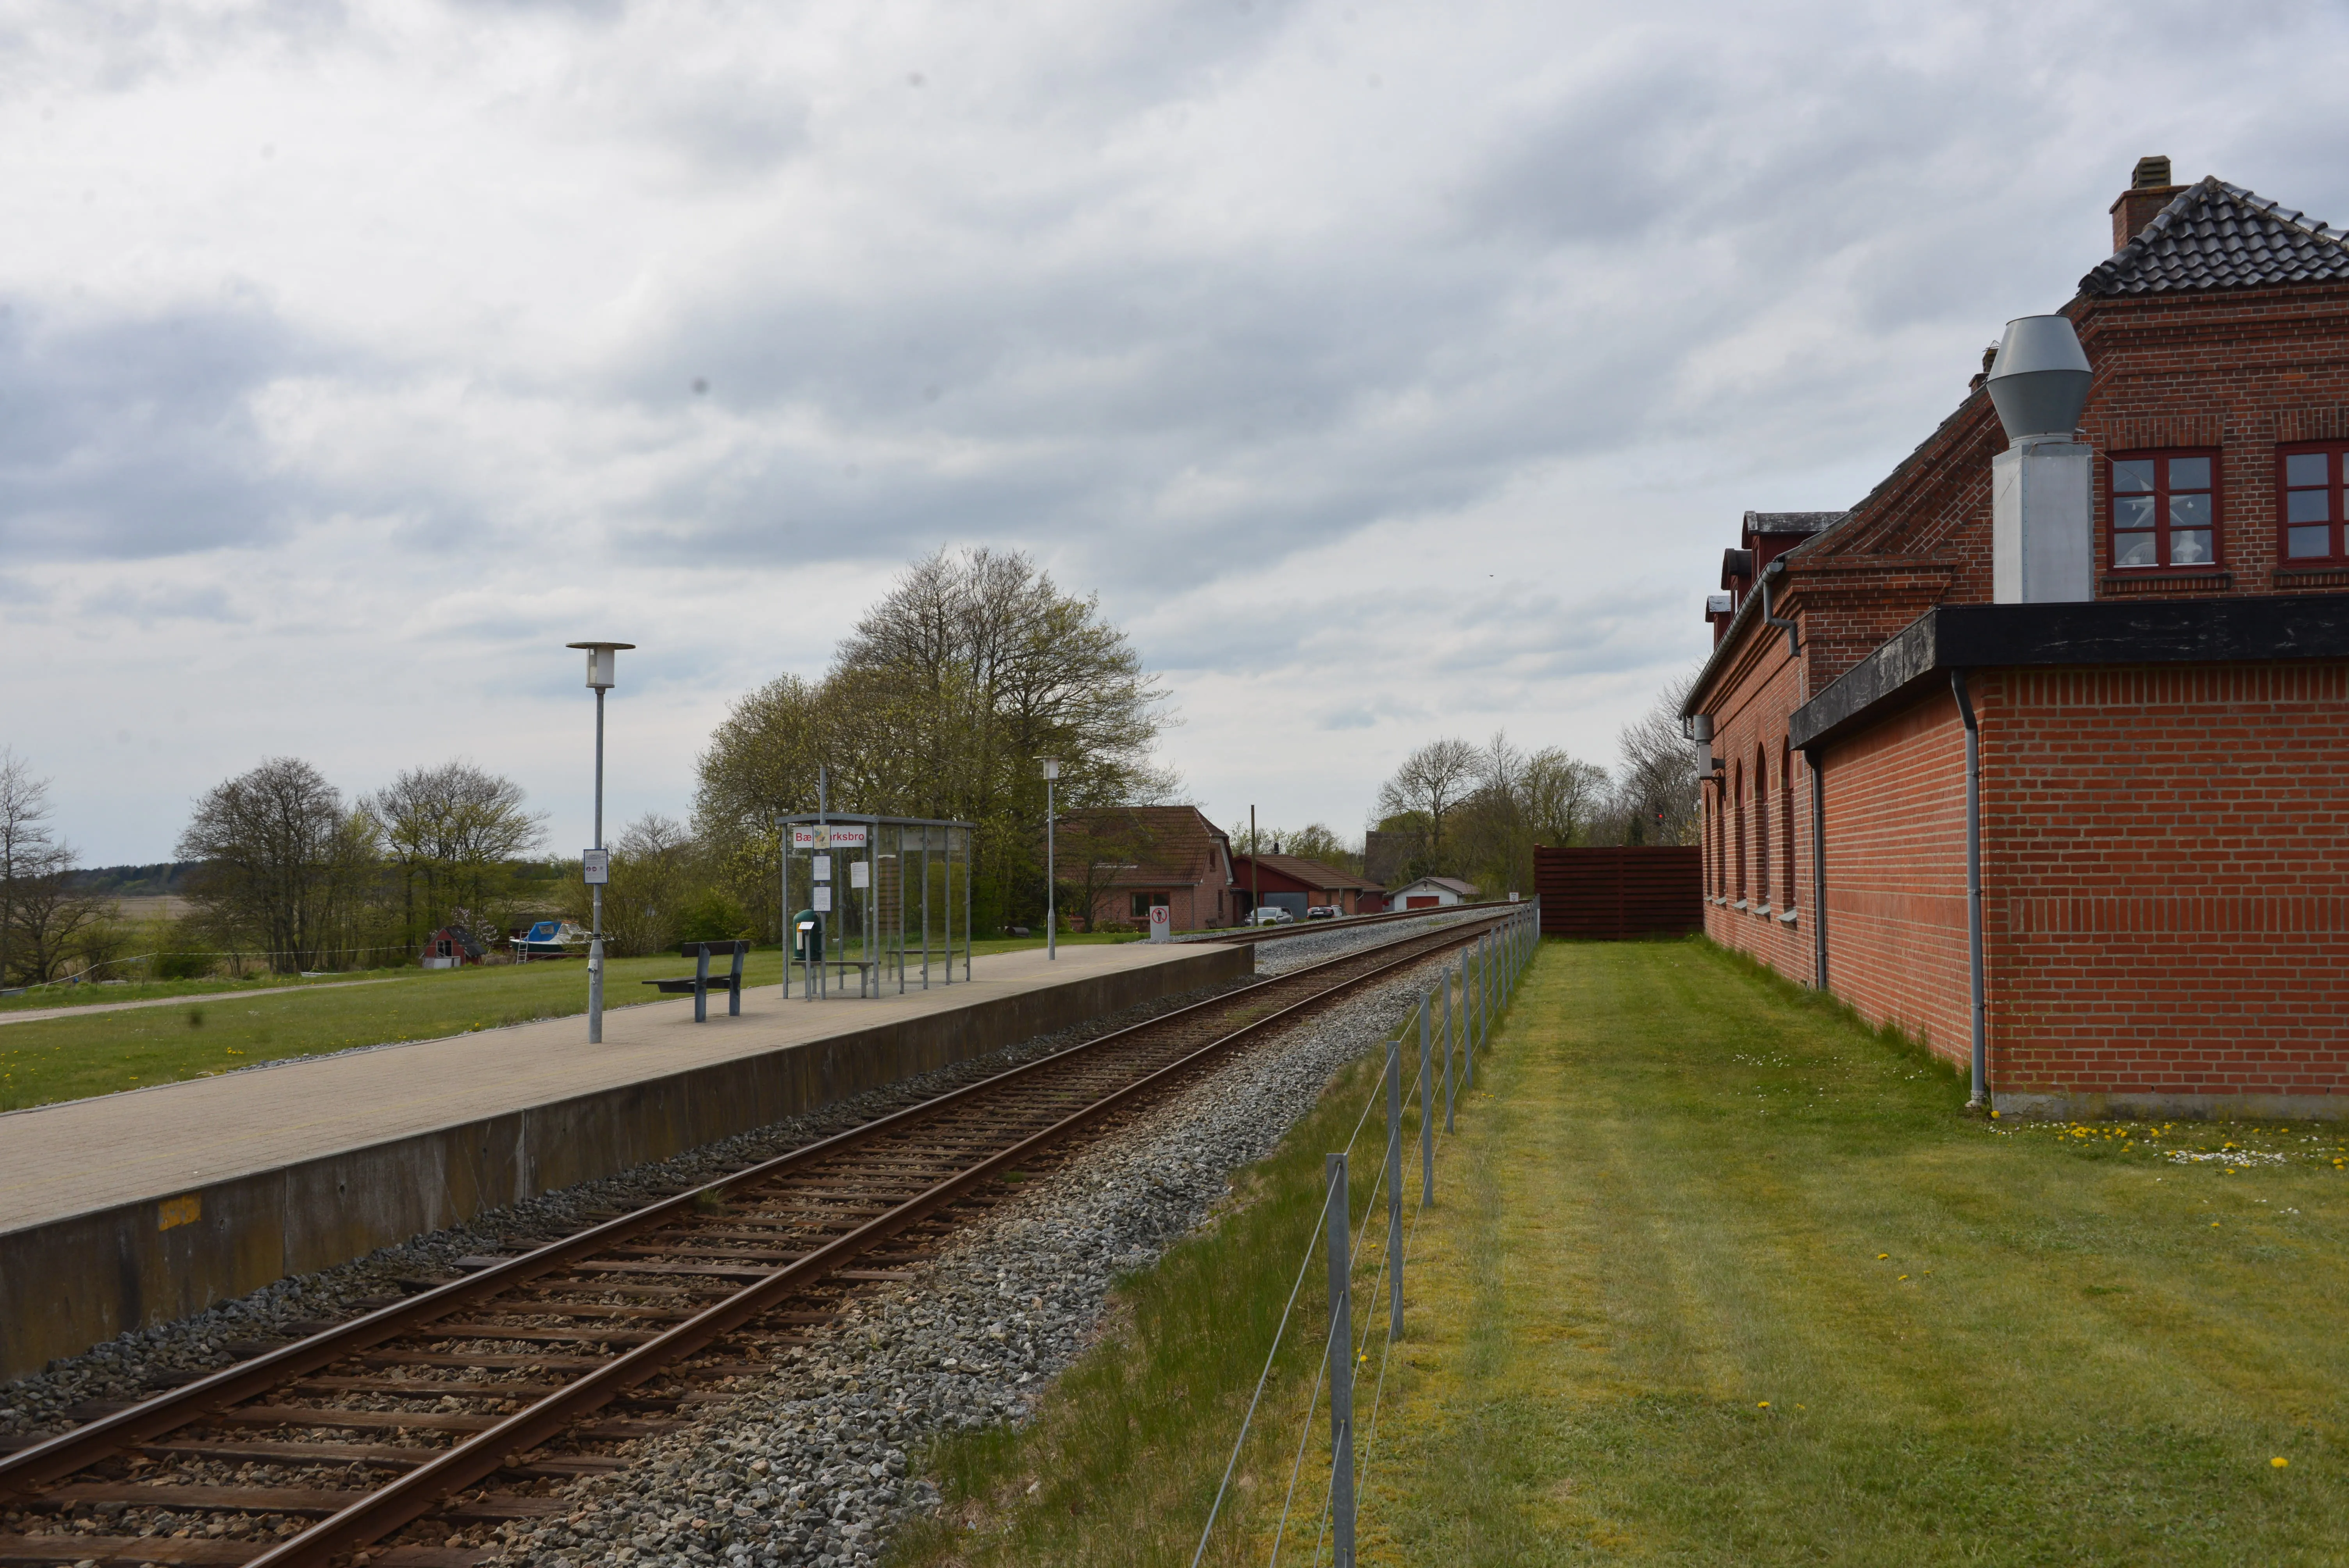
1743 510 1843 535
1790 594 2349 751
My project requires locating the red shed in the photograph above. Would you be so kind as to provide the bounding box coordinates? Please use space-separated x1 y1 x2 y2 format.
421 925 486 969
1230 854 1387 919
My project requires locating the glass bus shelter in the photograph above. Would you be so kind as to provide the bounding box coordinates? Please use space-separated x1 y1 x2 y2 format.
780 813 975 1000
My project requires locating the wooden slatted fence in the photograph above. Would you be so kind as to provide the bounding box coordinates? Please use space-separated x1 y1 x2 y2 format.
1533 846 1702 940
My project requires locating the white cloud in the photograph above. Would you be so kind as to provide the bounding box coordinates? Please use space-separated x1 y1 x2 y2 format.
4 0 2349 858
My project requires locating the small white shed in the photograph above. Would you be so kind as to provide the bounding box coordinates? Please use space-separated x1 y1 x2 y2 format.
1388 875 1479 910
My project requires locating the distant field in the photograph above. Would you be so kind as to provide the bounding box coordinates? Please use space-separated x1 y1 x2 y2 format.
103 893 196 923
0 932 1142 1112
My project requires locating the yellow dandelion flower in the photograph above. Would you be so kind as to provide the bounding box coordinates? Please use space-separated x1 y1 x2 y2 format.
2273 1457 2289 1468
1757 1401 1769 1408
1877 1253 1889 1260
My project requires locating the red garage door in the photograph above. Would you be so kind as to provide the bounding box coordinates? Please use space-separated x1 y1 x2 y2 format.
1406 895 1439 909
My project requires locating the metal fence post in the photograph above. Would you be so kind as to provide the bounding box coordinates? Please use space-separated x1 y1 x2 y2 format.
1443 969 1456 1135
1484 932 1495 1044
1326 1153 1356 1568
1464 957 1476 1092
1420 999 1434 1205
1387 1035 1403 1341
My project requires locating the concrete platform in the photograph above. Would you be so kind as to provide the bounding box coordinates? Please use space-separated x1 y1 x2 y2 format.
0 940 1250 1384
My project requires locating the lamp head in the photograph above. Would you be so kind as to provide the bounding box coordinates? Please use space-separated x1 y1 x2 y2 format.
567 641 636 690
1038 757 1061 781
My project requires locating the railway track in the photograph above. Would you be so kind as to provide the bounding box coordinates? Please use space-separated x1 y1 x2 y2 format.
1181 900 1515 946
0 913 1514 1568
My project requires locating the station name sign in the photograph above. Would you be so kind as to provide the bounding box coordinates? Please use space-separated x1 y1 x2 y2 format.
791 825 869 849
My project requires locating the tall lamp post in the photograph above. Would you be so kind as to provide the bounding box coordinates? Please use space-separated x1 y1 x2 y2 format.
568 640 634 1043
1039 757 1060 960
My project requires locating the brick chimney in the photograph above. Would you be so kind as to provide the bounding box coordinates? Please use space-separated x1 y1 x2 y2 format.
2109 155 2183 251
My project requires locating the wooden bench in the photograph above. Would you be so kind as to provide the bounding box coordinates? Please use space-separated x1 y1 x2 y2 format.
642 941 749 1021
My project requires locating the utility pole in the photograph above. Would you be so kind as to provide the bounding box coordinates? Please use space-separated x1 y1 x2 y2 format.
1037 759 1061 959
1249 804 1259 923
566 641 632 1045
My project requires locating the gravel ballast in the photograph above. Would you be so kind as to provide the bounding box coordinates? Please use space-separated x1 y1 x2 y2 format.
0 912 1499 1568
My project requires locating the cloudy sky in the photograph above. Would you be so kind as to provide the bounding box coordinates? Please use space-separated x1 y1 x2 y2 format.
5 0 2347 865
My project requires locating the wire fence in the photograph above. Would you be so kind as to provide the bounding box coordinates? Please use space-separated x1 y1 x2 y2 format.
1192 900 1541 1568
4 942 456 994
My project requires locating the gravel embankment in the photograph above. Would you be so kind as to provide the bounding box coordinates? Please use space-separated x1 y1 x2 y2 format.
484 960 1444 1568
0 917 1488 1568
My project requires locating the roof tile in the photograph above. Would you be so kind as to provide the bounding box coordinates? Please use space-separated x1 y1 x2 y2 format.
2083 176 2349 296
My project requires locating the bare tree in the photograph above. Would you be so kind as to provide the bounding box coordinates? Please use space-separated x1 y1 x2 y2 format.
0 750 110 985
10 870 111 984
179 758 384 973
370 761 546 943
1606 671 1702 846
1373 737 1483 873
1521 747 1609 846
0 748 51 984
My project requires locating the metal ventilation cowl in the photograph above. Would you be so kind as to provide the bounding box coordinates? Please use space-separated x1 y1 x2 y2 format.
1985 314 2092 442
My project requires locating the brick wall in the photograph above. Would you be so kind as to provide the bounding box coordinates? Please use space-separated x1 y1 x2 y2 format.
1814 690 1972 1063
1985 662 2349 1099
1700 627 1816 983
1768 663 2349 1104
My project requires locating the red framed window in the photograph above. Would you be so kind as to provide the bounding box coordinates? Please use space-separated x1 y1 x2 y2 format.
2108 449 2219 569
2278 443 2349 563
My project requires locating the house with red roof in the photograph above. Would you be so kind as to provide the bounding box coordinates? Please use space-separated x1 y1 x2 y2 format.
1057 805 1239 932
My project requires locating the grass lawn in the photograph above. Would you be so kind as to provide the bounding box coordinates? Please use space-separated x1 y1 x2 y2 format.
889 938 2349 1567
0 932 1137 1113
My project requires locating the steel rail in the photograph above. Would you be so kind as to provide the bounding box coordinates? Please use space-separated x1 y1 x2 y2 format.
1186 901 1519 946
234 910 1506 1568
0 913 1507 1547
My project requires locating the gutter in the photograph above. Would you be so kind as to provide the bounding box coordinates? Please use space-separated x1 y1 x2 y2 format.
1804 746 1827 991
1683 556 1810 718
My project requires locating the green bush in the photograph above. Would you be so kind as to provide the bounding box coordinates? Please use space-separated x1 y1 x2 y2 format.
155 950 214 981
673 888 752 946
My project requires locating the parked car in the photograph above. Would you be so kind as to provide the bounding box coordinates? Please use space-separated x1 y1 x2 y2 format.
1305 905 1339 920
1250 907 1294 926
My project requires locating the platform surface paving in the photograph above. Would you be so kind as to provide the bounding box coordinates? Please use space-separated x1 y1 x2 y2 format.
0 942 1213 1236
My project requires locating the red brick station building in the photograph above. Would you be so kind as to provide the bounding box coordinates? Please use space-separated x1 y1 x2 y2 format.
1688 159 2349 1121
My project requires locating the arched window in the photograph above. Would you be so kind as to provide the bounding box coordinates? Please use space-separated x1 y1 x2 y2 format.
1780 740 1796 912
1754 746 1771 908
1732 762 1747 902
